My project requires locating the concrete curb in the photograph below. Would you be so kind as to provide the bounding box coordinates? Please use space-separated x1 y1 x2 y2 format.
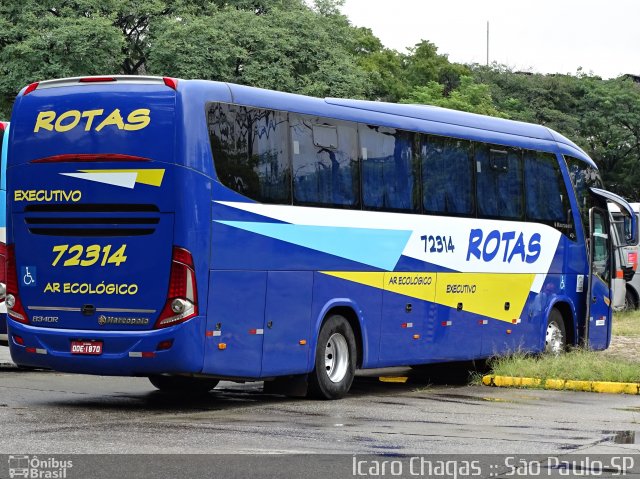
482 374 640 395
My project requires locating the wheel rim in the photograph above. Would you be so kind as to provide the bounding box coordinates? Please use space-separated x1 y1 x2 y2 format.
325 333 349 383
545 321 564 354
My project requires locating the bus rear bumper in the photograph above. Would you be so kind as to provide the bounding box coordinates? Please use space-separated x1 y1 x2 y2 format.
7 317 205 376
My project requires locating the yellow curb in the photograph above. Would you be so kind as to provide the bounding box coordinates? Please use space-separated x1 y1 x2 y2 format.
379 376 409 383
482 375 640 395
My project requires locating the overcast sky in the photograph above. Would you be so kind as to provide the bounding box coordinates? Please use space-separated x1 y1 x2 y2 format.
340 0 640 79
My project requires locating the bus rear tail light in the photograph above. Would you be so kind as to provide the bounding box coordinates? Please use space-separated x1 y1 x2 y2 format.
155 247 198 329
78 77 117 83
0 242 7 302
6 245 28 324
31 153 150 163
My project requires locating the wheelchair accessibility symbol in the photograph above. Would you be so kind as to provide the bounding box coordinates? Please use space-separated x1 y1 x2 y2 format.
20 266 37 287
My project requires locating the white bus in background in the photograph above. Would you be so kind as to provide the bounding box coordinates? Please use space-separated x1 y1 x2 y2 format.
609 202 640 310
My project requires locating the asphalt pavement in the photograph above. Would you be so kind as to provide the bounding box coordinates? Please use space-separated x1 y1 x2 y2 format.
0 356 639 456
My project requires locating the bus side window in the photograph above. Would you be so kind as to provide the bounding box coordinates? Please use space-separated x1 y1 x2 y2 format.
359 124 418 212
475 143 523 220
208 103 291 204
291 114 359 209
421 135 475 216
524 151 575 238
564 155 603 242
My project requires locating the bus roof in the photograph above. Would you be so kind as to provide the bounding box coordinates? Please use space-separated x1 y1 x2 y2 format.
13 76 595 167
216 81 593 166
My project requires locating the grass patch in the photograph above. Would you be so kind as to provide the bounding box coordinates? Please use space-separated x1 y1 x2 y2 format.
485 349 640 384
613 309 640 337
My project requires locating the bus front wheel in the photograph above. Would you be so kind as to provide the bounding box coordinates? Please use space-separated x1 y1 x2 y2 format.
544 309 567 355
148 375 219 394
308 314 356 400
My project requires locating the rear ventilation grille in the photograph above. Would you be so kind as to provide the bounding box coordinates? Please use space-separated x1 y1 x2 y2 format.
24 204 160 237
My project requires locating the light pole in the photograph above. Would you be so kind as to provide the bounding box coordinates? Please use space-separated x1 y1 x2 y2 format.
486 21 490 66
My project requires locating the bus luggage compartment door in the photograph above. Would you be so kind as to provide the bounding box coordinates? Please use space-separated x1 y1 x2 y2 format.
260 271 313 377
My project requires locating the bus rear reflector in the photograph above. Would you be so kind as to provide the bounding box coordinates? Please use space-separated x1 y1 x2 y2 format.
6 245 28 324
31 153 150 163
23 82 40 95
154 247 198 329
156 340 174 351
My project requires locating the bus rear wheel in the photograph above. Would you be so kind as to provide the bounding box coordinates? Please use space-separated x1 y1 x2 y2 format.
148 375 219 394
308 314 356 400
544 309 567 355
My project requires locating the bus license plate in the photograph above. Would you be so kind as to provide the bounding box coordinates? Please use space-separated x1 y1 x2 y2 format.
71 341 103 355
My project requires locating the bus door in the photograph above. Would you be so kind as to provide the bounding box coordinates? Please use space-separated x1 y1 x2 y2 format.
585 207 613 350
586 188 639 349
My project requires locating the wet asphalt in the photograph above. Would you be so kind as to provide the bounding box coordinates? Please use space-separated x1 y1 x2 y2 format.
0 349 639 456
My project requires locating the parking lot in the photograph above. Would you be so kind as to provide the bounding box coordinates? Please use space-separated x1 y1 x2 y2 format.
1 346 639 457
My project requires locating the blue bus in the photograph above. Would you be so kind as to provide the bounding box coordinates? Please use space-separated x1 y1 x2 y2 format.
0 121 8 346
5 76 637 398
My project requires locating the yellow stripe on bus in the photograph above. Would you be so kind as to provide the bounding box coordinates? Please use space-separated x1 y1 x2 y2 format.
320 271 535 323
78 169 165 187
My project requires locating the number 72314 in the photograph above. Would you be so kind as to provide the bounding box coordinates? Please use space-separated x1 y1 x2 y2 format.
51 244 128 267
421 235 455 254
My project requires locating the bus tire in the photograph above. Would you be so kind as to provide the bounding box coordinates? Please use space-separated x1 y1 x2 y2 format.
544 308 567 355
308 314 356 400
625 289 638 311
148 375 219 394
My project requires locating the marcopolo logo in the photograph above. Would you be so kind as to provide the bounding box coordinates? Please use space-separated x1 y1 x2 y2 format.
98 315 149 326
8 455 73 479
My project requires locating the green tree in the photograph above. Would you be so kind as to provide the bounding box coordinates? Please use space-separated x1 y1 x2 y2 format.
0 2 125 118
472 65 640 198
579 78 640 198
400 76 506 117
147 4 372 98
404 41 469 95
355 39 472 103
0 0 375 118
